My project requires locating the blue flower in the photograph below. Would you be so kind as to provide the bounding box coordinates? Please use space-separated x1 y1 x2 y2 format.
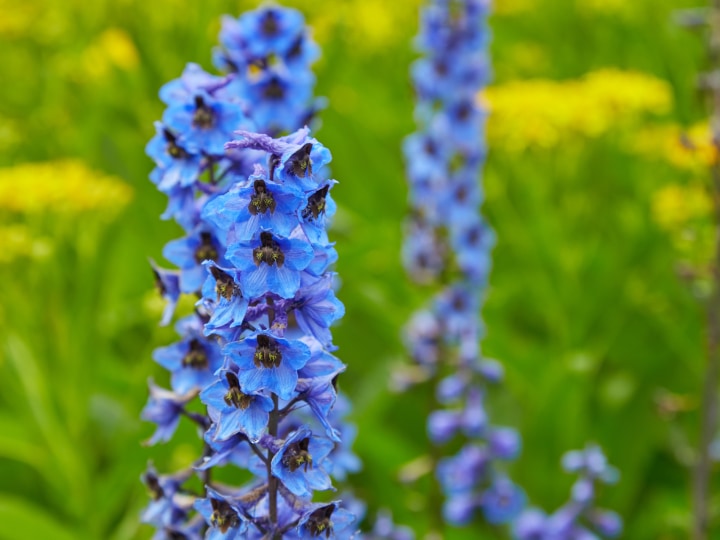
159 62 229 106
198 424 254 471
158 185 200 232
590 510 622 538
224 332 310 400
512 509 547 540
436 445 488 496
153 330 223 394
299 181 337 244
291 274 345 349
294 374 342 442
271 426 333 498
202 174 303 242
194 487 249 539
199 261 249 333
227 130 331 190
241 70 315 135
488 428 522 461
200 370 274 442
150 260 181 327
480 479 526 525
140 465 193 528
164 227 227 294
141 381 196 445
163 90 250 156
367 509 416 540
227 231 314 299
238 7 305 58
297 502 355 539
146 122 203 193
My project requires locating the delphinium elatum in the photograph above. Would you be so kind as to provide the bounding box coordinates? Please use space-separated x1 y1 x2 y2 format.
512 445 622 540
141 6 360 538
401 0 525 530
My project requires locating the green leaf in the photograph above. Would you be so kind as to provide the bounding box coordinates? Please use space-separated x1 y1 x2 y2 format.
0 495 80 540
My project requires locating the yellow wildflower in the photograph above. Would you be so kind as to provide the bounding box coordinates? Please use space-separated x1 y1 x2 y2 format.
652 183 715 270
0 159 133 215
633 122 716 172
486 69 672 151
82 28 139 80
652 184 712 233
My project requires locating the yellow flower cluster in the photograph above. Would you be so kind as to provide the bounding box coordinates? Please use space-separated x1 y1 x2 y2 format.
633 122 717 172
82 28 139 80
652 184 712 233
652 183 714 267
485 69 673 151
0 159 133 215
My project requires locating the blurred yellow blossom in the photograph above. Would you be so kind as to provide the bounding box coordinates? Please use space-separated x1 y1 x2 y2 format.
0 224 53 264
633 122 717 172
82 28 139 80
0 1 39 38
0 159 133 215
653 184 712 232
652 183 714 270
486 69 672 151
284 0 420 52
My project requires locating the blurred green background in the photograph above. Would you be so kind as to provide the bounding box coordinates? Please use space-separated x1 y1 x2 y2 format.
0 0 716 538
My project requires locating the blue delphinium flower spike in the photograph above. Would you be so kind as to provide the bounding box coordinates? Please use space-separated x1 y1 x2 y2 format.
141 5 362 539
401 0 525 531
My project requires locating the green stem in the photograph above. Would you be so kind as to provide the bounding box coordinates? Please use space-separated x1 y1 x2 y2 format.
268 394 280 539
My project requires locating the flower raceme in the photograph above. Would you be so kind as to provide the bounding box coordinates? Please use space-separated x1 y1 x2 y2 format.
401 0 525 530
140 5 362 539
143 127 359 539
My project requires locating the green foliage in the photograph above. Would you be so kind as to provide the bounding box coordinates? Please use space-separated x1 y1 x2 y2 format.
0 0 715 538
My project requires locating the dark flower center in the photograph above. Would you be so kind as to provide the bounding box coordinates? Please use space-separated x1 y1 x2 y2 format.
455 185 469 203
302 185 329 221
423 138 437 156
253 231 285 267
195 232 219 263
263 77 285 100
223 372 253 409
182 339 209 369
248 179 276 215
282 436 313 472
210 266 239 301
268 154 281 181
286 143 313 178
466 226 481 246
306 505 335 538
163 129 188 159
456 101 473 121
287 36 303 60
143 471 164 501
253 334 282 368
260 10 280 35
151 268 167 296
192 95 215 129
210 498 240 533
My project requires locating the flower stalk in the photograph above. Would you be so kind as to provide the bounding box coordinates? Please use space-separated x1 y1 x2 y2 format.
140 6 361 538
401 0 525 531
